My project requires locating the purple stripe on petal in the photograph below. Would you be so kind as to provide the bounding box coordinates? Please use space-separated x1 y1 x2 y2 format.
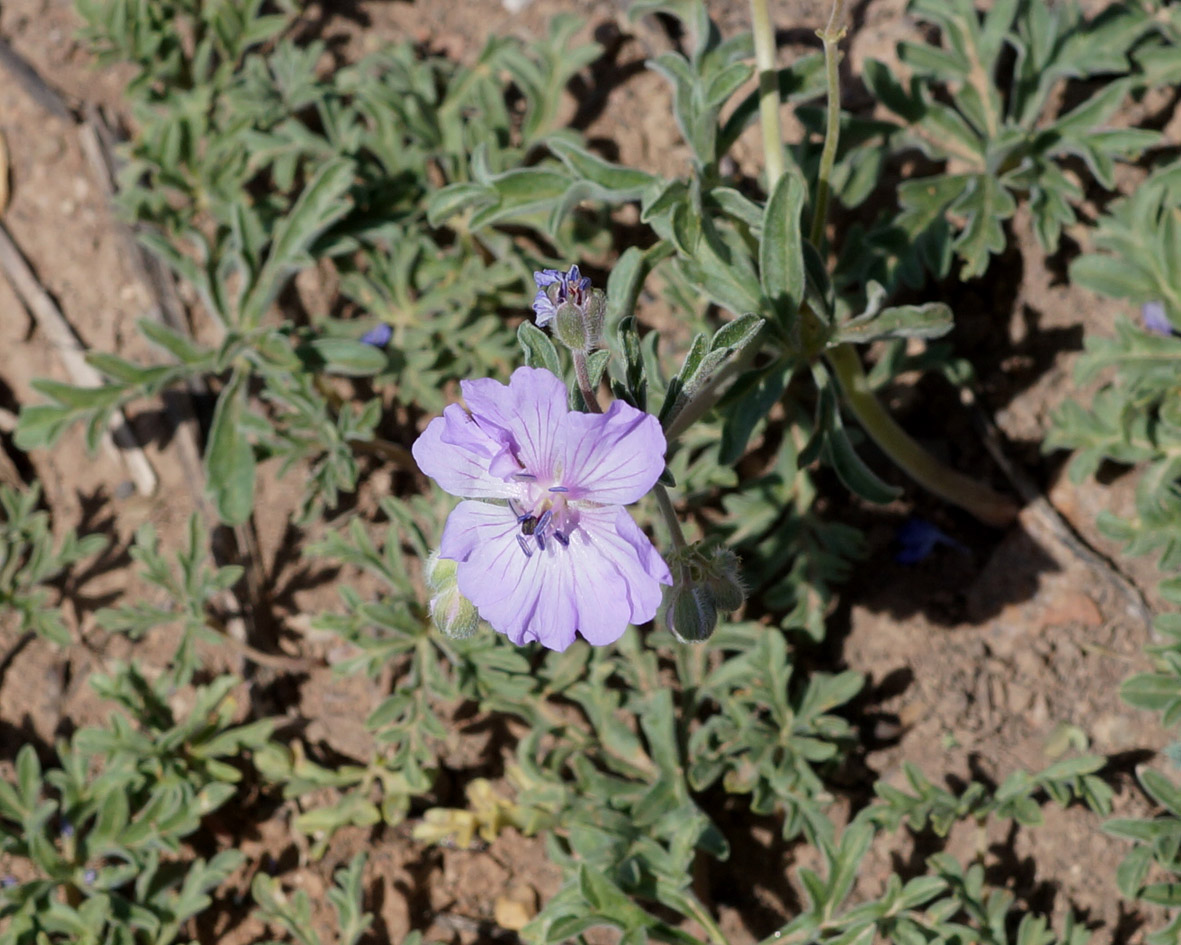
561 399 667 504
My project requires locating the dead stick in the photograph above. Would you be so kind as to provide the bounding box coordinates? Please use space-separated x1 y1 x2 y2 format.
963 387 1153 628
0 220 157 494
0 37 75 122
80 108 275 662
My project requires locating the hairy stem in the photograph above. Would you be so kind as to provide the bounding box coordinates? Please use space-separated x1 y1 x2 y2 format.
825 344 1018 526
810 0 847 248
654 482 688 551
572 349 603 413
749 0 784 183
664 341 764 443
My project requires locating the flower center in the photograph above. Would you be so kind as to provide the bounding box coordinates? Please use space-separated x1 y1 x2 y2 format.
508 484 576 558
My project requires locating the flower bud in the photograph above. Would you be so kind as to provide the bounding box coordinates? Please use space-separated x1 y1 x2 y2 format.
531 265 603 353
552 300 590 352
667 581 718 643
663 544 745 644
704 548 745 613
425 551 480 639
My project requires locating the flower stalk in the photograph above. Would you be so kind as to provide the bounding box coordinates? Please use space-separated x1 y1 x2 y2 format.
809 0 848 248
572 349 603 414
750 0 785 183
743 0 1017 527
825 344 1017 526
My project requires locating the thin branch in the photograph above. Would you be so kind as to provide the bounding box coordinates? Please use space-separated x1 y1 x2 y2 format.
0 219 158 495
0 37 75 121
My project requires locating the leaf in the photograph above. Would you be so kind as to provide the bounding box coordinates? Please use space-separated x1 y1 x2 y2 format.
823 409 903 505
718 361 790 464
298 338 388 376
425 182 496 226
547 138 659 197
518 321 562 376
759 171 806 329
204 370 256 526
240 158 356 326
835 302 955 344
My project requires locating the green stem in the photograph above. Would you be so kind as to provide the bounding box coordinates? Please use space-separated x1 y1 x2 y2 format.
572 349 603 414
825 344 1017 526
682 892 728 945
809 0 847 248
664 341 764 443
654 483 688 551
749 0 784 183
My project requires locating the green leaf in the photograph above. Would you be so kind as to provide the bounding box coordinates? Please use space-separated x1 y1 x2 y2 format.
824 409 903 505
518 322 563 376
204 370 256 526
835 302 955 344
759 171 806 329
718 361 790 464
425 182 496 226
298 338 388 376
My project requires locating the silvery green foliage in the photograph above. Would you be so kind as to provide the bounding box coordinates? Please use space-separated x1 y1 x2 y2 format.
21 2 603 525
1047 157 1181 942
3 0 1174 941
0 485 106 646
862 0 1162 278
92 516 244 689
0 675 267 944
251 853 376 945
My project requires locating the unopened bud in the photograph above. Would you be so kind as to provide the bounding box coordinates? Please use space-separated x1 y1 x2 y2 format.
583 288 607 349
425 551 480 639
553 300 590 352
704 548 745 613
663 544 745 644
668 581 718 643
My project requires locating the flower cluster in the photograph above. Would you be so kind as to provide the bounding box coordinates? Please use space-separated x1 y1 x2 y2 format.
531 265 605 352
412 366 671 651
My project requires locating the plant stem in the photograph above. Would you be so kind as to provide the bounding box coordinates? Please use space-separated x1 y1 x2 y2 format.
810 0 847 248
825 344 1018 526
654 482 688 551
572 349 603 413
664 341 764 443
749 0 784 183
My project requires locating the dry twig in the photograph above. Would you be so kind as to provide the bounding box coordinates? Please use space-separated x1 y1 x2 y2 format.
0 219 158 495
963 387 1154 629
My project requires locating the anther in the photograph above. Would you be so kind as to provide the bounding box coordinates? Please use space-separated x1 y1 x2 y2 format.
535 509 553 535
516 535 533 557
512 472 537 481
553 530 569 547
548 486 569 493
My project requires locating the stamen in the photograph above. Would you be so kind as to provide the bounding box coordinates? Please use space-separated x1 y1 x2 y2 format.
508 497 523 518
516 535 533 558
535 509 553 535
512 472 536 481
548 486 569 493
536 533 546 551
553 530 569 547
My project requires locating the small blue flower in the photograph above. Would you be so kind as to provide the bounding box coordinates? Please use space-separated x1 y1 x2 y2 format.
1141 301 1174 337
83 869 97 885
360 323 393 348
895 517 966 564
59 819 74 839
0 877 17 889
531 264 592 327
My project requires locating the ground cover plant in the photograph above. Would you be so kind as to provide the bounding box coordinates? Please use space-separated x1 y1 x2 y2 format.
0 0 1179 942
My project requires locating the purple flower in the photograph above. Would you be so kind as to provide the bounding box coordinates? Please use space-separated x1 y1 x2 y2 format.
531 265 592 327
895 517 966 564
411 367 671 651
1142 301 1174 337
360 323 393 348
